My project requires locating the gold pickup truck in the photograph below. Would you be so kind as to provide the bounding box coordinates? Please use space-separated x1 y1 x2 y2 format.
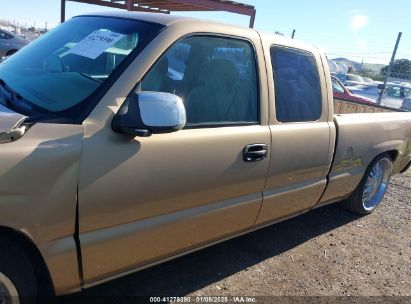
0 12 410 302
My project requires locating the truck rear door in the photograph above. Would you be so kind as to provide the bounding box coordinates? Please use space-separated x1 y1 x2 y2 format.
256 35 335 224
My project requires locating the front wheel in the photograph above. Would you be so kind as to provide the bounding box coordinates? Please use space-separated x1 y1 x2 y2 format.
0 272 20 304
342 153 392 215
0 245 37 304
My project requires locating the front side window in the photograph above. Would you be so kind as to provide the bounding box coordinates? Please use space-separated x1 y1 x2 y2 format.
0 16 163 122
270 46 322 123
141 36 259 127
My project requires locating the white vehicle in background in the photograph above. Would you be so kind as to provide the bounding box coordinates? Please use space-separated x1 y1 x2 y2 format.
0 29 29 59
362 77 378 86
346 82 411 108
381 83 411 109
345 84 380 102
344 73 366 86
401 97 411 111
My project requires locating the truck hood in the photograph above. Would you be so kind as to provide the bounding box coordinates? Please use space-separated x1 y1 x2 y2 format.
0 104 27 143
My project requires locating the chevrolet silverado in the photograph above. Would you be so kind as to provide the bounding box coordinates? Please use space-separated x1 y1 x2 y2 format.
0 12 410 302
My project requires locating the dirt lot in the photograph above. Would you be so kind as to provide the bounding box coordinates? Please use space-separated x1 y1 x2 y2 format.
61 170 410 303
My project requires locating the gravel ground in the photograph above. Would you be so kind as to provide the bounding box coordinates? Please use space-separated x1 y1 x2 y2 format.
61 170 410 303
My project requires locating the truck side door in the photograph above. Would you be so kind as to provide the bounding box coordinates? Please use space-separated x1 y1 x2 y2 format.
256 37 335 224
78 33 271 284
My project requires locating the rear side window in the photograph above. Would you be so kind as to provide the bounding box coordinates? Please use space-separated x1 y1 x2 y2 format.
270 46 322 122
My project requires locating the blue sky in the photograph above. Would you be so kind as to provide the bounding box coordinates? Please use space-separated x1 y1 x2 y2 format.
1 0 410 64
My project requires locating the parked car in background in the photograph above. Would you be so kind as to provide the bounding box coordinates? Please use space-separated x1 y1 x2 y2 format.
0 29 29 59
362 77 376 85
380 83 411 109
401 97 411 111
346 83 380 101
331 76 375 103
347 82 411 109
344 73 366 86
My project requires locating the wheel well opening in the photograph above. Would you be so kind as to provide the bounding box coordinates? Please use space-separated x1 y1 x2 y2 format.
5 50 17 56
386 150 398 162
0 227 55 296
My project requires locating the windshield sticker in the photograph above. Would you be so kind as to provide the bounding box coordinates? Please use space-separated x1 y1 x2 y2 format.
67 30 125 59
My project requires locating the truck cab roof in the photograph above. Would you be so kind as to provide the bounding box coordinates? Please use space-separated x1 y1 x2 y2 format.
77 11 315 52
78 11 251 30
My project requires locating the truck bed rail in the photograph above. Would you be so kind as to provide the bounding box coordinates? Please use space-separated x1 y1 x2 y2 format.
334 98 404 114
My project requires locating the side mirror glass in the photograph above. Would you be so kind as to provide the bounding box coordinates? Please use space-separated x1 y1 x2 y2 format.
377 84 385 90
112 91 186 137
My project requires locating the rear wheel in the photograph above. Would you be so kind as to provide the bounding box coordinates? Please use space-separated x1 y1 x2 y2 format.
342 153 392 215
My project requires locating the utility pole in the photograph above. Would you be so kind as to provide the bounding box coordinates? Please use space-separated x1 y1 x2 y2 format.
291 29 296 39
61 0 66 23
377 32 402 105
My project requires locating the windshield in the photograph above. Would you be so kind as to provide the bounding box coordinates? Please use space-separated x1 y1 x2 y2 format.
0 16 163 122
331 78 345 94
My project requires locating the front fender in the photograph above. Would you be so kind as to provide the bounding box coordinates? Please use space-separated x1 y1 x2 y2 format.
0 122 85 294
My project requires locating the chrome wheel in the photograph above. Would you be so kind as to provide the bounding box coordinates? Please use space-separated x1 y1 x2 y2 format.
362 157 392 211
0 272 19 304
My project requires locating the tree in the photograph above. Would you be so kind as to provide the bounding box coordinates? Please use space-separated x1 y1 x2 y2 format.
380 58 411 80
358 70 385 82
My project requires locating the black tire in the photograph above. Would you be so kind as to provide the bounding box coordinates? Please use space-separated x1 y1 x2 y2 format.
0 243 37 304
342 153 393 215
5 50 17 56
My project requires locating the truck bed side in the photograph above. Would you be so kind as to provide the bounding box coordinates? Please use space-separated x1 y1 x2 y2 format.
319 112 411 204
334 98 403 114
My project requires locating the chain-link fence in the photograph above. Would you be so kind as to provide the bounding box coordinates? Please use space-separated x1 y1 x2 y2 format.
320 32 411 110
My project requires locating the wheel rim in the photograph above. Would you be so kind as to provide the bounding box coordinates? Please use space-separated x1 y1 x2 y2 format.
0 272 20 304
362 158 392 211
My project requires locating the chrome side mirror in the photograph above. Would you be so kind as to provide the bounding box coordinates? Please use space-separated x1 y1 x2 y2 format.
112 91 186 137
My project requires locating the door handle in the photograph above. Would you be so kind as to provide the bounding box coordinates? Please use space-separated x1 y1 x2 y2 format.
243 144 268 162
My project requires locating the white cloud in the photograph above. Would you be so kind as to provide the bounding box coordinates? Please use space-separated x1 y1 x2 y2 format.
350 15 369 32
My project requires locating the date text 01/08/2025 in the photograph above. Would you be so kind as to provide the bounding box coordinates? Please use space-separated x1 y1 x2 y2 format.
149 296 257 303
